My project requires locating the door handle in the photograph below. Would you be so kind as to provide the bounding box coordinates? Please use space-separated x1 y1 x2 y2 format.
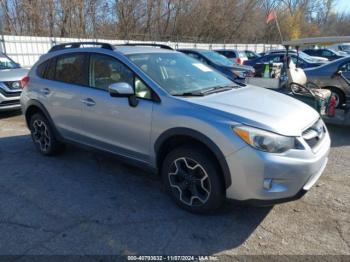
40 88 50 95
80 98 96 107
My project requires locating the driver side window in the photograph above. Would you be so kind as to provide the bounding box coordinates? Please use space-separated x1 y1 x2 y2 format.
340 62 350 72
90 54 133 91
89 53 152 100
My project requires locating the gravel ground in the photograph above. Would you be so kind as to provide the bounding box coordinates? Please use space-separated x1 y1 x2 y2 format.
0 110 349 257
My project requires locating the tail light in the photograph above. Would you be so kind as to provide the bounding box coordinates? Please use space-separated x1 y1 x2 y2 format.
20 76 30 89
236 58 242 64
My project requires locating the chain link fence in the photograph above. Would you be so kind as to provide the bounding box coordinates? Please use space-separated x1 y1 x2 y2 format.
0 35 283 68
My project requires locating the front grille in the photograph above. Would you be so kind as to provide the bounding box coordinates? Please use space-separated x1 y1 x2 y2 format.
0 88 21 97
302 119 326 149
0 99 20 106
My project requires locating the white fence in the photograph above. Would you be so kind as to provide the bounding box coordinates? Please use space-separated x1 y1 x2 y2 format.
0 35 283 68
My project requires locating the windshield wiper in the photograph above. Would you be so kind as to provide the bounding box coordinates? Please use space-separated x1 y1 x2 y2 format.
199 85 237 95
172 85 238 97
172 91 205 97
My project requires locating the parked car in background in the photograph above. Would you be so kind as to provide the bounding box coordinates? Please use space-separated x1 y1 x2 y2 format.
266 49 329 62
244 52 326 76
214 49 248 64
303 48 345 61
329 43 350 55
244 50 260 60
178 49 255 82
21 42 330 213
0 52 29 111
305 56 350 108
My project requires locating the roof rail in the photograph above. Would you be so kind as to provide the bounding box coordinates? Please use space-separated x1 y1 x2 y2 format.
114 43 173 50
48 42 114 53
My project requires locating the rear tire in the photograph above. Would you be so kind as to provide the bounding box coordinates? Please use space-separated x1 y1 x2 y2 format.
29 113 64 156
161 145 224 214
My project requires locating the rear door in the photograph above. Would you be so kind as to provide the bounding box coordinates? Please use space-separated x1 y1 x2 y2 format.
35 53 88 141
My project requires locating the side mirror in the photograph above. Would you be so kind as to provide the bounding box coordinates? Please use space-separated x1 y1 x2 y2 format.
108 82 134 97
332 70 342 78
108 82 138 107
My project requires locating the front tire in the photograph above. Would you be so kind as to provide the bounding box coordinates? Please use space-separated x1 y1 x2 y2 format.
161 145 224 213
29 113 63 156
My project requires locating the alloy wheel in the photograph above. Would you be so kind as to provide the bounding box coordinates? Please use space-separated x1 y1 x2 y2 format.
168 157 211 206
32 119 51 152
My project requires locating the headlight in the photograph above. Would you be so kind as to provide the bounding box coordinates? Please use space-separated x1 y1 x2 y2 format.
233 126 297 153
232 70 246 78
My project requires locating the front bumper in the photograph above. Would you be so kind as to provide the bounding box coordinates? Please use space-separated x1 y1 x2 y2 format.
225 129 330 202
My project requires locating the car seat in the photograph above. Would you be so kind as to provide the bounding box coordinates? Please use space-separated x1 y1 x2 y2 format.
287 59 332 115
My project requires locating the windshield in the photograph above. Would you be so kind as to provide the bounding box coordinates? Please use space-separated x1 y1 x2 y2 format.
127 52 234 95
200 50 234 67
0 55 19 70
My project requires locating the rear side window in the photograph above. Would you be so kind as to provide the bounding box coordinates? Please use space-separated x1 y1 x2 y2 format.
55 53 88 86
37 60 49 78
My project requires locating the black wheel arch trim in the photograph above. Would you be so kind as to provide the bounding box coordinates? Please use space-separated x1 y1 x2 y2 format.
24 99 63 141
154 127 232 189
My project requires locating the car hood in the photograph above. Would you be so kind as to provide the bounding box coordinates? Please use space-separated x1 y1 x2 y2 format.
0 68 29 81
187 86 319 136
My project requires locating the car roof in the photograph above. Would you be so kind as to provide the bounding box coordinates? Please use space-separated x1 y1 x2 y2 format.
114 46 175 55
214 49 239 52
177 48 210 52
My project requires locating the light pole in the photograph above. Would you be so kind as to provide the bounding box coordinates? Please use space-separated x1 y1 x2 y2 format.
0 4 6 54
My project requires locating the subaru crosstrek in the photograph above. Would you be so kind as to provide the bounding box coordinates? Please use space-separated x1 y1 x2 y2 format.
20 42 331 213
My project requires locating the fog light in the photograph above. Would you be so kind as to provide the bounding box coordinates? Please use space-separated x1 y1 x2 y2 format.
263 178 273 190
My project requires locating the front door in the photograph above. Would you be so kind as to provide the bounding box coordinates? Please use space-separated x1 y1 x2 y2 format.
79 53 154 163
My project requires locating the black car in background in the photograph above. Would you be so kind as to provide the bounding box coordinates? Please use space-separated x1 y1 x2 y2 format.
178 49 255 82
303 48 346 61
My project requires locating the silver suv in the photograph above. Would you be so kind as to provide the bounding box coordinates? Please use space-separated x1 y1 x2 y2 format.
0 52 29 111
21 42 331 213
